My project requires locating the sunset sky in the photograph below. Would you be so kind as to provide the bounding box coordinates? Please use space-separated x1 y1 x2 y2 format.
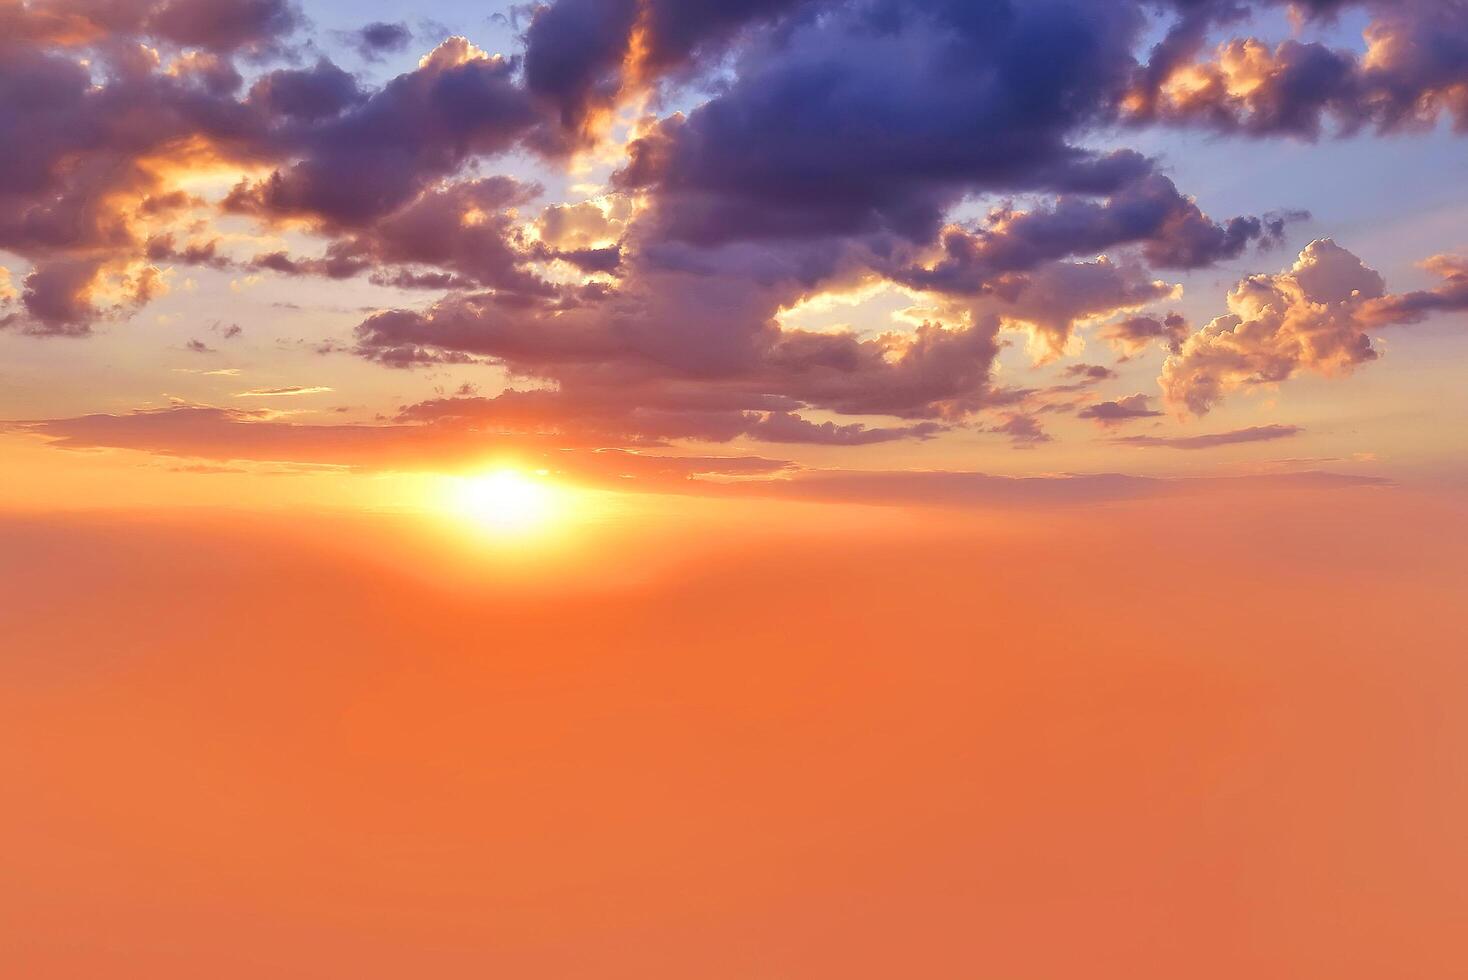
2 0 1467 976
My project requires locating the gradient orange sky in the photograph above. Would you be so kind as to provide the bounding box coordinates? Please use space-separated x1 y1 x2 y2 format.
3 0 1468 975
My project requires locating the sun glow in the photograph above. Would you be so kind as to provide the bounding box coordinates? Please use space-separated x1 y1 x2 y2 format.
444 469 564 537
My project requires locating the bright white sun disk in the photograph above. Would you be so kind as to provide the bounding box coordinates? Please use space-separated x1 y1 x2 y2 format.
447 470 558 535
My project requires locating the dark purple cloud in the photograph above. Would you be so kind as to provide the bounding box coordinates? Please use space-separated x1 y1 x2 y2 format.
392 388 943 447
614 0 1153 247
1078 394 1164 426
524 0 816 140
1128 1 1468 137
1104 312 1191 355
2 0 1463 474
1362 255 1468 325
351 21 412 59
4 405 794 484
893 176 1302 297
248 177 558 296
986 412 1052 448
7 0 303 54
1063 363 1119 383
225 41 540 228
6 404 1379 508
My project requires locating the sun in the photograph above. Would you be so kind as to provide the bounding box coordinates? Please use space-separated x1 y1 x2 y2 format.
444 469 562 536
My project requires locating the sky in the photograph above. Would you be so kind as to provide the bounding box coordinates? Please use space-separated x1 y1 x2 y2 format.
2 1 1467 976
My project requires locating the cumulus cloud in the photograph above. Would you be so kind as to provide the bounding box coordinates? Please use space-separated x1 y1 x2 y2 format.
1162 237 1468 415
1161 239 1387 414
224 40 540 229
1127 1 1468 136
612 2 1151 247
2 0 1462 477
0 23 540 332
524 0 815 142
896 176 1300 296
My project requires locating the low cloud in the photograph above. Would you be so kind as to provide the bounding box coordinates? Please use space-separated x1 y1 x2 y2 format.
235 386 334 397
1112 424 1302 450
1078 394 1163 426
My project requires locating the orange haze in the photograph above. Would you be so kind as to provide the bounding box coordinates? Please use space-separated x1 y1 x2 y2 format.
3 488 1466 978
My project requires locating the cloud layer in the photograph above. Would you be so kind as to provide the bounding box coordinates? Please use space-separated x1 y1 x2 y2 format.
2 0 1465 483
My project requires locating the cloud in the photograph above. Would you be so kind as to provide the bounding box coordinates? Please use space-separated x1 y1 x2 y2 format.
986 413 1052 448
9 0 304 54
1078 394 1164 426
1163 239 1468 415
1112 424 1303 450
394 389 946 447
1161 240 1385 415
894 176 1301 297
235 386 333 397
613 2 1151 247
6 405 1379 508
523 0 814 142
224 40 541 229
0 23 541 332
353 272 1014 422
1103 312 1190 355
350 22 412 60
248 177 556 296
1361 254 1468 325
5 405 792 487
1062 363 1119 384
1127 2 1468 137
0 0 1457 481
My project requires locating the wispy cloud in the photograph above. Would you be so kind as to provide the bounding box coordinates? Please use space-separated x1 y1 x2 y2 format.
235 386 334 398
1112 425 1302 451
